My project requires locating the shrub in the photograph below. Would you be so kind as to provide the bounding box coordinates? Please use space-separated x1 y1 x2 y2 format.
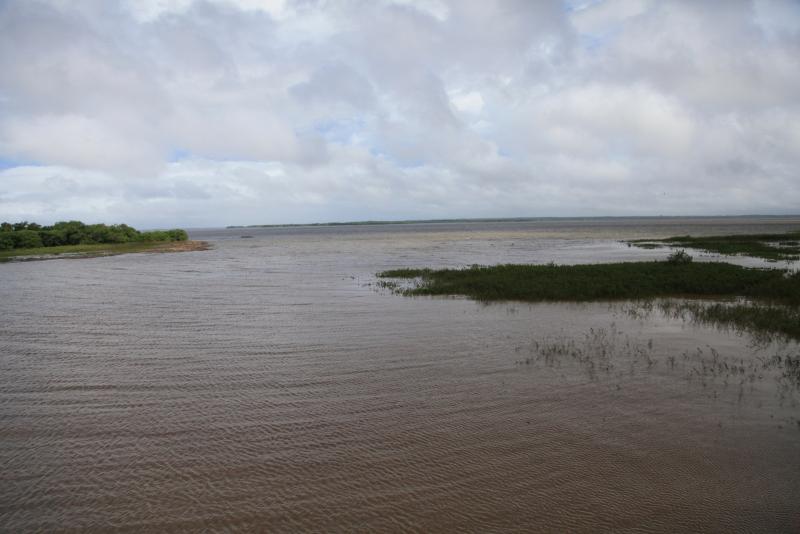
666 249 693 265
11 230 43 249
167 229 188 241
0 220 189 249
39 230 66 247
138 230 170 242
0 234 14 250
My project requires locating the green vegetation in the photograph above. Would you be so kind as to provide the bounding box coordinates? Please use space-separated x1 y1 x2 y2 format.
666 249 693 265
379 261 800 305
0 221 196 262
628 230 800 261
379 259 800 341
380 229 800 341
0 221 188 252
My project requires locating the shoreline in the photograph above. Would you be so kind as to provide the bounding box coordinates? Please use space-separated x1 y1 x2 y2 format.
0 240 210 263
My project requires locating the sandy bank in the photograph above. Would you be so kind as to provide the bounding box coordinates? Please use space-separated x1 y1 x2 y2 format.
2 240 211 262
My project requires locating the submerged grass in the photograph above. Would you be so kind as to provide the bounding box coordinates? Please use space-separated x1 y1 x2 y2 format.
522 324 800 401
627 230 800 261
659 301 800 344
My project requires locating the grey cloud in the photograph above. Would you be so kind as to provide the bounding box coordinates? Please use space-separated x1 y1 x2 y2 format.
290 62 376 110
0 0 798 226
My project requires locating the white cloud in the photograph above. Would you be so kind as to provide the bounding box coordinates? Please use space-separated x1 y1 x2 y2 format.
122 0 288 22
1 114 166 175
450 91 485 115
570 0 652 35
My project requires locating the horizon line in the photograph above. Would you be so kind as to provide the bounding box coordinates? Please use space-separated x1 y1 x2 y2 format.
222 214 800 230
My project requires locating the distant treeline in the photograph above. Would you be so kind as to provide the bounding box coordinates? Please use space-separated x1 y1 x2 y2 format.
0 221 188 250
226 214 800 229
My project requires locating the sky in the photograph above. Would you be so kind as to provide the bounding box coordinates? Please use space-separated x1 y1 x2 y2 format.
1 0 799 228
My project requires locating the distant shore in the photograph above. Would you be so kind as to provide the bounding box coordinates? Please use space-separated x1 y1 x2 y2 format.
0 240 210 263
227 214 800 229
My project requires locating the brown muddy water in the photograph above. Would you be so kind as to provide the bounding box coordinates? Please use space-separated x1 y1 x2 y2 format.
1 217 800 532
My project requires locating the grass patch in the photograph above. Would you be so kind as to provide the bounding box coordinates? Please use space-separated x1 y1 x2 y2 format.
379 261 800 341
628 230 800 261
379 268 433 278
380 230 800 343
379 262 800 305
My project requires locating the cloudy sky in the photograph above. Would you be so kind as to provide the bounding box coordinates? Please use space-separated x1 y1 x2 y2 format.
1 0 799 227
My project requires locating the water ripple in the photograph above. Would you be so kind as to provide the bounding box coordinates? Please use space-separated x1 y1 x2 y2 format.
2 219 800 532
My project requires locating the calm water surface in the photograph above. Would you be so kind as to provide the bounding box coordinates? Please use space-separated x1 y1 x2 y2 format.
2 217 800 532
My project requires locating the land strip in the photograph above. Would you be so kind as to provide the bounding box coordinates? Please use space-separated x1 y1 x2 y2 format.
0 240 210 263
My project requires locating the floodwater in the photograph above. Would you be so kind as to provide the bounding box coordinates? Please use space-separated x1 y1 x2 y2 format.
1 216 799 532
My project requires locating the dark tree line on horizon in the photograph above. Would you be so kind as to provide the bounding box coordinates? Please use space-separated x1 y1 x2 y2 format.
0 221 188 250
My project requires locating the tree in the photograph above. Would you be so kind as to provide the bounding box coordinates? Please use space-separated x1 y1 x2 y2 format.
0 234 13 250
0 220 189 250
11 230 43 249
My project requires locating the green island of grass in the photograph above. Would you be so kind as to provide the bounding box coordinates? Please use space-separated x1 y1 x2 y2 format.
0 220 208 262
627 230 800 261
378 251 800 342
